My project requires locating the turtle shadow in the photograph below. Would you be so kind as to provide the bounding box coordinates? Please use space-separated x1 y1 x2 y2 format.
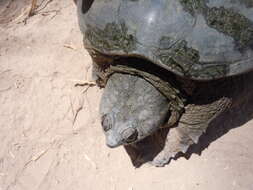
124 73 253 168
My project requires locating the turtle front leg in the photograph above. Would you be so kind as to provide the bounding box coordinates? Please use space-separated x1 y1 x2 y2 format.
152 97 231 167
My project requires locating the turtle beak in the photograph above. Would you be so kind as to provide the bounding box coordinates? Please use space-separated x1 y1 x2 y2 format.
106 134 122 148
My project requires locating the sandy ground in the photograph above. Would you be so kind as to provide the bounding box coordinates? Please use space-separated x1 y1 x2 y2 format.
0 0 253 190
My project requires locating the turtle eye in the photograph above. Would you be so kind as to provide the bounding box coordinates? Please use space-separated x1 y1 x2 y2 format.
122 128 138 143
126 132 138 143
82 0 94 14
101 114 112 132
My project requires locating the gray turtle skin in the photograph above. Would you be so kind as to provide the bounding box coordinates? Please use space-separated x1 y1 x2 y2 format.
77 0 253 166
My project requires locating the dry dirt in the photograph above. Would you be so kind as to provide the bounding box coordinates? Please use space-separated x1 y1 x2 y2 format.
0 0 253 190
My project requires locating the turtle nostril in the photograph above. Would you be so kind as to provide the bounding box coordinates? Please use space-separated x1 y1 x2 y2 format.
101 114 112 132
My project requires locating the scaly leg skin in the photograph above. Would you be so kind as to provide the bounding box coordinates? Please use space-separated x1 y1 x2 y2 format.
152 97 231 167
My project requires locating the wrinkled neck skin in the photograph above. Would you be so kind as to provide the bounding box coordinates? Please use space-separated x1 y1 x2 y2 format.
99 73 170 148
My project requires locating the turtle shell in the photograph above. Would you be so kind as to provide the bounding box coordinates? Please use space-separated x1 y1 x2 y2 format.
77 0 253 80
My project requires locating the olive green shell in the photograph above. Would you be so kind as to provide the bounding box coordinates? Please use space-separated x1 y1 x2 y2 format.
78 0 253 80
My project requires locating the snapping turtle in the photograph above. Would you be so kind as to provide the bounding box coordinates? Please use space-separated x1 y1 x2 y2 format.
77 0 253 166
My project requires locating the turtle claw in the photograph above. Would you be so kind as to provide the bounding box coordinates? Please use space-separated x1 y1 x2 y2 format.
151 127 194 167
151 151 173 167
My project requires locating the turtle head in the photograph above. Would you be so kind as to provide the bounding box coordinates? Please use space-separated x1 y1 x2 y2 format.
99 73 169 147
